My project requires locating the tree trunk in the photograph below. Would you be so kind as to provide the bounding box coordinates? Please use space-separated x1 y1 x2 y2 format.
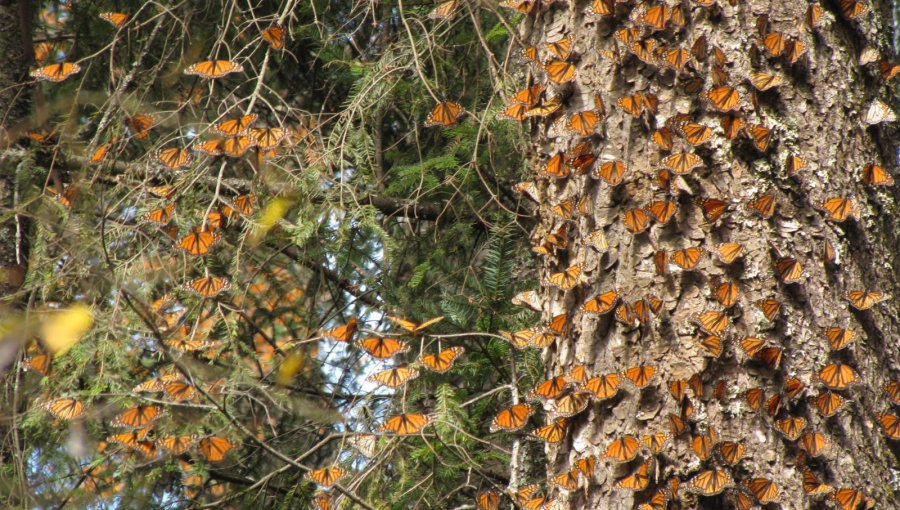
518 1 899 508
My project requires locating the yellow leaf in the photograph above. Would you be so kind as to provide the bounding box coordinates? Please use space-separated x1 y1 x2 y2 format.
40 304 93 355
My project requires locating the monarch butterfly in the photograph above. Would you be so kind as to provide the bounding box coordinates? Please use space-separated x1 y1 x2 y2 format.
668 412 687 435
99 12 128 27
798 432 831 457
474 490 499 510
24 346 52 376
182 276 231 298
746 124 773 151
33 42 61 65
806 3 824 28
760 31 785 57
688 469 732 496
879 413 900 439
490 403 534 432
696 197 728 222
261 24 285 49
782 377 806 402
346 433 377 457
109 431 151 452
623 208 650 234
552 391 592 417
42 398 85 420
646 200 677 224
356 337 410 359
427 0 459 19
615 302 638 327
379 413 431 435
691 426 718 461
125 114 155 139
528 376 569 401
640 432 670 454
312 492 334 510
112 405 163 428
819 197 858 222
614 462 650 491
177 229 219 256
800 467 834 496
629 39 658 65
367 366 419 388
498 103 527 122
163 379 197 403
563 109 602 137
885 380 900 405
743 478 779 504
194 138 225 157
844 290 886 310
590 0 615 15
739 336 765 358
582 373 621 400
595 160 627 186
660 152 703 175
749 193 776 218
678 121 713 145
717 441 745 465
714 281 739 308
697 334 723 357
501 328 551 349
775 416 807 441
147 185 177 199
499 0 540 13
862 162 894 186
157 435 195 454
713 242 742 265
702 86 741 112
785 38 808 64
818 363 858 389
750 298 780 322
183 60 243 79
424 100 466 127
623 365 657 388
531 417 568 443
822 327 855 351
524 95 562 117
418 346 464 372
30 62 81 82
617 93 646 117
637 488 671 510
305 466 347 487
547 264 581 290
581 290 619 315
691 310 729 335
605 435 640 462
637 3 671 30
89 143 114 164
651 126 673 150
388 315 444 335
153 147 193 169
219 136 257 157
545 36 573 60
653 250 669 276
756 346 784 369
509 484 541 507
749 71 783 91
839 0 868 19
657 47 690 70
775 256 803 283
141 204 175 225
784 154 807 175
544 59 577 84
575 455 597 478
164 329 218 352
672 246 704 270
321 317 357 342
584 228 609 253
864 98 897 125
213 114 257 137
565 364 587 385
763 393 783 418
813 391 846 417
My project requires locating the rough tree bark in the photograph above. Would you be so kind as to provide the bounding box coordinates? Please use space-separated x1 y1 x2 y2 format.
516 1 899 508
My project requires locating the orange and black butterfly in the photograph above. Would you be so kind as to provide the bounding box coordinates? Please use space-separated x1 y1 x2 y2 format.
595 160 627 186
99 12 128 27
30 62 81 82
213 114 257 137
696 197 728 222
656 46 691 70
614 462 650 491
551 391 592 417
775 256 803 283
163 379 199 402
623 208 650 234
640 432 670 454
862 163 894 186
605 435 640 462
125 114 155 139
884 380 900 405
672 246 704 270
818 363 858 389
42 398 85 420
388 315 444 335
691 310 729 335
547 264 581 290
799 432 831 457
198 436 237 461
688 469 732 496
819 197 858 222
142 204 175 224
474 490 499 510
490 403 534 432
153 147 193 169
250 127 289 149
743 478 779 504
356 337 409 359
646 200 677 224
822 326 855 351
839 0 868 19
697 334 723 358
755 298 782 321
718 441 745 465
321 317 357 342
844 290 886 310
157 435 196 454
745 124 773 151
182 276 231 298
784 377 806 401
528 376 569 401
425 100 465 127
677 121 713 145
531 417 568 443
347 434 377 457
661 151 703 175
716 242 743 264
428 0 459 19
379 413 431 435
112 405 163 428
691 428 717 461
220 136 257 157
177 229 220 256
748 193 776 218
801 467 834 496
544 59 576 84
702 86 741 112
775 416 807 441
750 71 783 91
183 60 243 79
262 24 285 49
582 290 619 315
879 412 900 440
623 365 656 388
715 280 739 308
367 366 419 388
813 390 846 417
418 346 464 373
305 466 347 487
582 373 621 400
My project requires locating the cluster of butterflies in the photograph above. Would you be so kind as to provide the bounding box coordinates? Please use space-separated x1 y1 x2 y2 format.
429 1 899 509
